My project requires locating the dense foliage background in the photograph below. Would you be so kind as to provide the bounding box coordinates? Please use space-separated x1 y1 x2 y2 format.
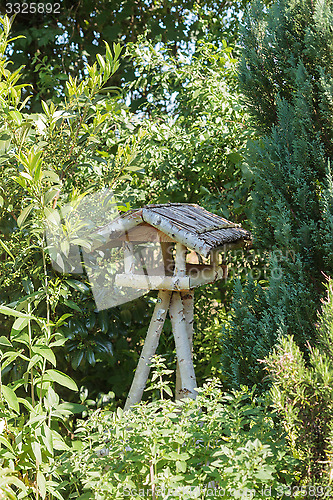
0 0 332 497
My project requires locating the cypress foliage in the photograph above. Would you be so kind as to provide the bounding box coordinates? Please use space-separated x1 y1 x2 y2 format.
221 0 333 388
266 278 333 484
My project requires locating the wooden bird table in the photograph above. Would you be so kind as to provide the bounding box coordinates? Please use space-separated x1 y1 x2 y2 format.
123 242 225 411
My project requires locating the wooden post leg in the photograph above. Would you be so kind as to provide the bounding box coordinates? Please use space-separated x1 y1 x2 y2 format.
170 291 197 400
175 290 194 400
160 242 174 276
124 290 171 411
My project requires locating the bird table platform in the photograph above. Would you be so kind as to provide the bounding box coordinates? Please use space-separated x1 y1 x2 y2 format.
93 203 251 410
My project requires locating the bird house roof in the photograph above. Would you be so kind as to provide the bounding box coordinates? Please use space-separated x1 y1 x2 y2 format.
95 203 251 258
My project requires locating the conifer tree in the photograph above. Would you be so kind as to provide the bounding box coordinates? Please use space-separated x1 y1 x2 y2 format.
221 0 333 388
265 278 333 485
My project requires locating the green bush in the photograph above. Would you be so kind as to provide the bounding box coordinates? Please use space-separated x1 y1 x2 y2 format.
60 381 299 499
266 277 333 488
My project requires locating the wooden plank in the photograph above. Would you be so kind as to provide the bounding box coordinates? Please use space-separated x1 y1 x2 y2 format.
117 224 177 243
161 242 174 276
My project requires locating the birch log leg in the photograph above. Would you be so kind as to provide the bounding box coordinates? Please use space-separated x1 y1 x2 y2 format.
124 290 171 411
176 290 194 400
170 292 197 399
174 242 187 398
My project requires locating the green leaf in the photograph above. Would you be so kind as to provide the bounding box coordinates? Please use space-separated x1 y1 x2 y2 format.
32 345 56 367
45 486 65 500
0 336 12 347
0 239 15 260
10 331 29 347
55 313 72 326
44 207 61 226
227 152 243 164
96 53 105 70
26 414 47 426
27 354 44 371
50 336 67 348
12 317 29 333
31 440 42 463
44 187 61 205
163 385 173 397
0 133 11 141
71 350 84 370
9 110 22 124
1 351 28 371
18 397 34 412
17 204 34 227
0 435 14 453
66 279 90 293
164 451 190 461
45 369 78 391
63 298 82 312
44 386 59 409
43 170 60 183
2 385 19 413
0 305 34 319
254 466 275 480
98 310 109 333
37 471 46 499
51 429 70 450
176 460 187 472
41 100 49 116
77 493 93 500
58 402 87 414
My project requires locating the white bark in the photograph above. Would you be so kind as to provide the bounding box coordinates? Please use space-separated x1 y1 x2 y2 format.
176 290 194 400
115 267 225 290
174 242 187 276
124 240 135 274
143 209 212 258
171 243 197 400
91 210 144 250
124 290 171 411
115 273 190 290
170 292 197 399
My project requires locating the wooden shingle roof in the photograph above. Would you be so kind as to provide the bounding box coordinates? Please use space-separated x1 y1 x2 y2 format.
95 203 251 257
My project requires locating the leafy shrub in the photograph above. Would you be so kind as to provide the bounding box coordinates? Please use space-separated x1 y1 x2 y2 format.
0 13 142 499
266 277 333 488
59 381 299 499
